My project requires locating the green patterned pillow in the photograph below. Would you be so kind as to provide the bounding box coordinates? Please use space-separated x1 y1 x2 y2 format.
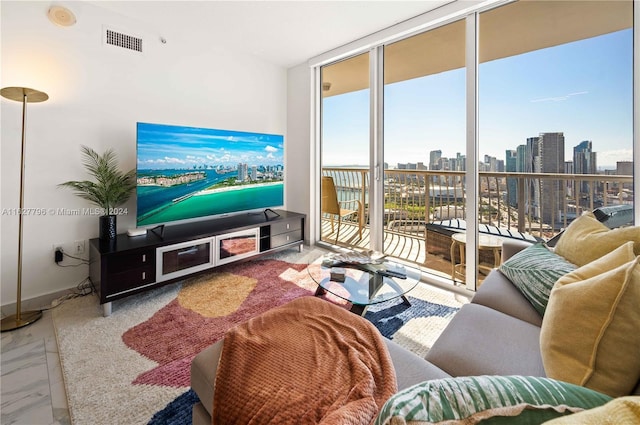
374 375 612 425
499 243 576 316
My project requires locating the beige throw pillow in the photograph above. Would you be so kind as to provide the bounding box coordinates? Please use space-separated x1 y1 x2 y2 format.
554 212 640 266
540 242 640 397
542 396 640 425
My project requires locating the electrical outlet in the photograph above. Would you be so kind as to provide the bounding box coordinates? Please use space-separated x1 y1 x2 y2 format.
74 240 85 254
52 240 85 260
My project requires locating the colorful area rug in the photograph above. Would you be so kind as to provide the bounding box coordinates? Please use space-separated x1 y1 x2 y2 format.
53 249 465 424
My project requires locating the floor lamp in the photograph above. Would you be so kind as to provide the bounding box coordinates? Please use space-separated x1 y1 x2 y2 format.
1 87 49 332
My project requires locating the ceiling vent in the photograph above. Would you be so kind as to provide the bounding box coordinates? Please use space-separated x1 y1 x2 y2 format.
104 28 143 53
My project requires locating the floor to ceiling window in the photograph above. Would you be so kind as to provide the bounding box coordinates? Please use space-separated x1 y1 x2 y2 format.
382 19 466 275
479 0 633 233
477 0 633 283
320 53 370 246
316 0 634 290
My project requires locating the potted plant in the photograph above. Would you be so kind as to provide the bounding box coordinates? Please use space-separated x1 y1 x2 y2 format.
59 145 136 240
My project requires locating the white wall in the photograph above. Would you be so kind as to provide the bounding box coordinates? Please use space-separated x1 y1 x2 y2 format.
1 1 287 306
285 63 313 242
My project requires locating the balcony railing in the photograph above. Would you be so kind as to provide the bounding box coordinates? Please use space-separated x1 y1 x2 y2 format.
321 167 633 280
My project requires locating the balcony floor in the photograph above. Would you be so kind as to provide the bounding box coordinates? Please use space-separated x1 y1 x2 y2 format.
320 219 455 280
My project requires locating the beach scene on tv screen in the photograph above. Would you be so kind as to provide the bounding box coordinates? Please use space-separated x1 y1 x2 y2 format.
136 122 284 226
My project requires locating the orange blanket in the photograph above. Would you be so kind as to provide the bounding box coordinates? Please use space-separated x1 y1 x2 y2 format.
212 296 397 425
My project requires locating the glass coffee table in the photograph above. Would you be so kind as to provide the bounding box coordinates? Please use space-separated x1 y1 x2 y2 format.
308 253 421 315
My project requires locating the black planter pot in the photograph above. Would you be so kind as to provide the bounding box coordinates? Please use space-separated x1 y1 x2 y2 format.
99 215 117 240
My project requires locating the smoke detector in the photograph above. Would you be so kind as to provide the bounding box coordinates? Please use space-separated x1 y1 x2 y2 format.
48 5 76 27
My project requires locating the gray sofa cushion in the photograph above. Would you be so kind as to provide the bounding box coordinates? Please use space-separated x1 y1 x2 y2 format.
385 338 451 390
190 339 223 417
192 402 211 425
425 303 545 378
501 239 534 262
471 269 543 327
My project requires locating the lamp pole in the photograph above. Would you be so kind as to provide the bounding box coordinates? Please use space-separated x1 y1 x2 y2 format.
1 87 48 332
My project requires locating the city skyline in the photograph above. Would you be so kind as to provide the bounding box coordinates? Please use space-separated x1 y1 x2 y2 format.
377 135 629 175
322 28 632 170
421 134 617 174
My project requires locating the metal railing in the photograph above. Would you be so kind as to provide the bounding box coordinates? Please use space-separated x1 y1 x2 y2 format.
322 166 633 245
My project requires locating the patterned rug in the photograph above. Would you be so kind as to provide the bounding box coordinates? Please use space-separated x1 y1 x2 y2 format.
53 249 465 424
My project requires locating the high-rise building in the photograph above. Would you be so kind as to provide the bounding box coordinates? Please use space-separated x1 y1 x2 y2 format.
505 150 517 207
396 162 427 184
515 145 527 172
515 144 529 211
525 137 539 173
617 161 633 190
455 153 466 171
536 132 565 225
429 150 442 170
617 161 633 175
574 140 596 174
397 162 427 170
565 161 574 198
237 162 249 181
573 140 597 195
484 155 498 172
521 138 539 218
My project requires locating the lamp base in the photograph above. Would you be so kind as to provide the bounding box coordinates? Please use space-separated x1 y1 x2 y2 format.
1 310 43 332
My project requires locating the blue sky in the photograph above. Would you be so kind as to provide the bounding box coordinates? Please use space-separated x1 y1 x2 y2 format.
137 122 284 170
323 28 632 169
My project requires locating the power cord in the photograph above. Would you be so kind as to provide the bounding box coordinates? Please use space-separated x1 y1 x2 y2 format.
41 277 95 311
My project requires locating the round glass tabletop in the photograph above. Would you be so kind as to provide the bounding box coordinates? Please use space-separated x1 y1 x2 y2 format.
308 253 421 314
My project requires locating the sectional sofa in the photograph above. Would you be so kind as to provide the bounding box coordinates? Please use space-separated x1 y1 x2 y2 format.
190 212 640 424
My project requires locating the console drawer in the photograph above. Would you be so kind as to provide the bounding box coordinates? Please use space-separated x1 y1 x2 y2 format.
106 265 156 296
270 218 302 236
106 250 154 274
271 229 302 249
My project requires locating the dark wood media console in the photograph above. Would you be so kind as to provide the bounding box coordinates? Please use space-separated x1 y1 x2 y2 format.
89 210 305 316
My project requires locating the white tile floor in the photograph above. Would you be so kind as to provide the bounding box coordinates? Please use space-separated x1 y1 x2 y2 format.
1 311 71 425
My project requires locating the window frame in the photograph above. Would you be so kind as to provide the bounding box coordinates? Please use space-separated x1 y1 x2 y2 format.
311 0 637 292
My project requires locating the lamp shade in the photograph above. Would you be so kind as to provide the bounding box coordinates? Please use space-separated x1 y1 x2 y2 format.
1 86 49 103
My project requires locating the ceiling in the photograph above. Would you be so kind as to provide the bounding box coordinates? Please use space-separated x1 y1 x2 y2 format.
87 0 450 68
322 0 633 97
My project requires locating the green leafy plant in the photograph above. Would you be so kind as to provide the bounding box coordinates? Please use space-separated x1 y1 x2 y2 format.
58 145 136 214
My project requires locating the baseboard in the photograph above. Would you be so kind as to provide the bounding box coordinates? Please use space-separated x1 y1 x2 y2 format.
0 287 79 317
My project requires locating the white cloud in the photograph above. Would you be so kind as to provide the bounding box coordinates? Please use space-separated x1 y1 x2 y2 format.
597 149 633 168
163 157 186 164
531 91 588 103
265 145 278 153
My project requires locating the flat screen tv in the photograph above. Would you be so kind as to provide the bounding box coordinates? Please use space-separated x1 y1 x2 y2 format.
136 122 284 227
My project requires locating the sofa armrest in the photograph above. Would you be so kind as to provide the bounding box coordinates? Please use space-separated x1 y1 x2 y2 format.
501 239 534 263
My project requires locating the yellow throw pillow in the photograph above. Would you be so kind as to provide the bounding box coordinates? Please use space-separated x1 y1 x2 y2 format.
542 396 640 425
540 242 640 397
554 212 640 266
